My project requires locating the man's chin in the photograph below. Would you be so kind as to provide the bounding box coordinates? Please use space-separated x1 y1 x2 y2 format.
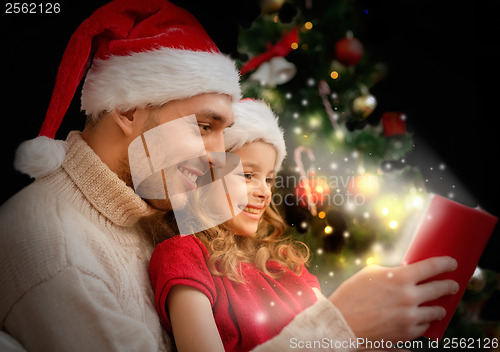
144 194 187 212
144 198 173 212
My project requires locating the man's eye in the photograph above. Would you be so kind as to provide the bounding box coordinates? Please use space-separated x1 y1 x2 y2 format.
198 123 211 132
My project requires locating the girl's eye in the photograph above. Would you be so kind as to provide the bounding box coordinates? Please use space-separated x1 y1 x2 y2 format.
265 177 275 185
236 173 253 180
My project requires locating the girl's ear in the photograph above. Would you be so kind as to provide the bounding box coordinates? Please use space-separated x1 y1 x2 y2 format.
110 109 137 137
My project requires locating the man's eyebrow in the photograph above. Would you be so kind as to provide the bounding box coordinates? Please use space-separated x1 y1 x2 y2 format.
197 109 234 128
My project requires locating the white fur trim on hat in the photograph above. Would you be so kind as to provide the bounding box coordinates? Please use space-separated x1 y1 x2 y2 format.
225 99 287 171
81 48 241 119
14 136 68 179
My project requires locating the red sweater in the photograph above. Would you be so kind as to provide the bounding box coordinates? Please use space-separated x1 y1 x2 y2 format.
149 235 320 352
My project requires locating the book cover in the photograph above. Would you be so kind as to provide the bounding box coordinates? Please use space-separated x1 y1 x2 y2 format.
401 194 497 340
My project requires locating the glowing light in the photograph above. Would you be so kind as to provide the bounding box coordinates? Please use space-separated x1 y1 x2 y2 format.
345 202 356 211
382 207 389 216
318 211 326 219
256 312 266 323
316 248 324 255
389 220 398 229
366 257 376 266
372 243 383 252
347 173 380 198
309 116 321 128
330 71 339 79
304 21 313 30
412 195 424 209
315 185 324 193
324 226 333 234
291 42 298 50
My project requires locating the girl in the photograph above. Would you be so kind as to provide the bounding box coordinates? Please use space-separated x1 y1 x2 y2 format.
149 99 322 352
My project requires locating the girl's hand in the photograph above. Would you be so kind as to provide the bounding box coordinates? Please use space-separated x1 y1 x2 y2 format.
328 256 459 342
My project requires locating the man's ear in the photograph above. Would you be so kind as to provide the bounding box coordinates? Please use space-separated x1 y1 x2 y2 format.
111 109 137 137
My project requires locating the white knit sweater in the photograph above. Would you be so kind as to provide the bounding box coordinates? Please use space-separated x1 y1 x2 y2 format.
0 132 170 351
0 131 355 352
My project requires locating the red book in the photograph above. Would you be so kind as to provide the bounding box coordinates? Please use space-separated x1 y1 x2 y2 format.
402 194 497 340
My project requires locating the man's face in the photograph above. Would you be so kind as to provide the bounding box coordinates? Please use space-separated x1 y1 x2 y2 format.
130 93 234 211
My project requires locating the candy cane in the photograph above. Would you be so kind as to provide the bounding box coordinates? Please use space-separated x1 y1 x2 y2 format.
294 146 317 216
318 80 340 129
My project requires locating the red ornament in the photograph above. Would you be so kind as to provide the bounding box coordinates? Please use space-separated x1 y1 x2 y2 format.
334 32 364 66
382 112 407 137
295 172 331 208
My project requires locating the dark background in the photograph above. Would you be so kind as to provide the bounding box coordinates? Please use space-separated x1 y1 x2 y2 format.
1 0 499 269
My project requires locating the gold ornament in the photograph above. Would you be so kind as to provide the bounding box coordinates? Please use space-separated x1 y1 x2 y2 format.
260 0 285 14
352 93 377 118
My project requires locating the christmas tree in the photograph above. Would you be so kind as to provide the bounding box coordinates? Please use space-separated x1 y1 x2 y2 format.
236 0 499 349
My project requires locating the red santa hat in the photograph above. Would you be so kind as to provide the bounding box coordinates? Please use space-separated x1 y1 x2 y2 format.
225 99 287 171
15 0 241 179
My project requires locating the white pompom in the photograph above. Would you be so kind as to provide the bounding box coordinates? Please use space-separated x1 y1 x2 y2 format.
14 136 69 179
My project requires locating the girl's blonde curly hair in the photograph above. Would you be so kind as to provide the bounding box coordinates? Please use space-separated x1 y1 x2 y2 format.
194 202 310 283
141 197 310 283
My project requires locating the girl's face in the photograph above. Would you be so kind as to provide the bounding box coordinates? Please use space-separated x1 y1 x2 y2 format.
225 141 276 237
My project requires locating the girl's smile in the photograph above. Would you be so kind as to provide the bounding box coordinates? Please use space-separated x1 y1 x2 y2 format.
226 141 277 237
239 203 266 220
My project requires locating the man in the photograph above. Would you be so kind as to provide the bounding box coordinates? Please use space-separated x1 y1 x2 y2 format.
0 1 240 351
0 0 458 351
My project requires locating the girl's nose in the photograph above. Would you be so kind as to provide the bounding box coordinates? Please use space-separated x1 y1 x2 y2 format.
251 179 271 201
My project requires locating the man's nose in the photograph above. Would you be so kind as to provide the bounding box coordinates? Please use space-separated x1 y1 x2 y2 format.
204 132 226 167
208 152 226 168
